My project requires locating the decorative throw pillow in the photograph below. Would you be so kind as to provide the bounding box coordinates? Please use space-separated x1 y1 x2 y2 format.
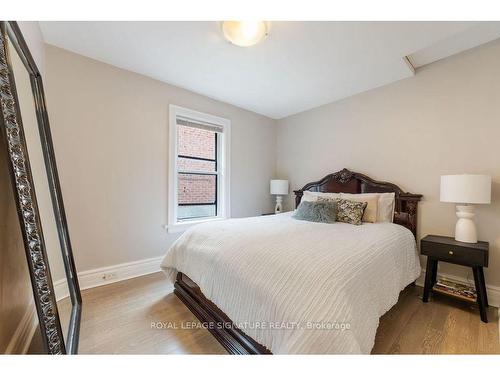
292 201 337 223
340 192 395 222
321 198 367 225
338 194 378 223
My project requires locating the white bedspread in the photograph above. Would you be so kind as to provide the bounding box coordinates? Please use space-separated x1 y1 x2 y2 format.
161 212 421 354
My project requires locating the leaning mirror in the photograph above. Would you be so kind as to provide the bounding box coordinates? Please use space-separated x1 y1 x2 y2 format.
0 21 81 354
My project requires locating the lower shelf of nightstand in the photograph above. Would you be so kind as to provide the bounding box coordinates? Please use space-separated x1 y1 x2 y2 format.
432 286 477 303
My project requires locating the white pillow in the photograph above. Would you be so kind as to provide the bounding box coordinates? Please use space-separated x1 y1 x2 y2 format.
301 191 342 203
378 193 396 223
340 192 395 223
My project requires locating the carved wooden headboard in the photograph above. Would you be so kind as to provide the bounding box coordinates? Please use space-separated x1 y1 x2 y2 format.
293 168 423 237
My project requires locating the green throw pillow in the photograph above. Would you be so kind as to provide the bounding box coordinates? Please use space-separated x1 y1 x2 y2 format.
292 200 337 223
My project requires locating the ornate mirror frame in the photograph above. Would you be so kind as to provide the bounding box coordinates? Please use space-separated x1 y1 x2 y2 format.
0 21 81 354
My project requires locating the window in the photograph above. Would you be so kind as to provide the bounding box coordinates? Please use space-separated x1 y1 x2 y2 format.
168 105 230 232
177 122 218 220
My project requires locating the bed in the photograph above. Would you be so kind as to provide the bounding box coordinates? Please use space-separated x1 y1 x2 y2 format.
161 168 422 354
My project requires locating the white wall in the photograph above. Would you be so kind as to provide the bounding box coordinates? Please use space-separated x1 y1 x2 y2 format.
45 45 276 272
276 39 500 287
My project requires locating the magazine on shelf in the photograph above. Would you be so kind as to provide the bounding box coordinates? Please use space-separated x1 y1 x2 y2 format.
433 278 477 301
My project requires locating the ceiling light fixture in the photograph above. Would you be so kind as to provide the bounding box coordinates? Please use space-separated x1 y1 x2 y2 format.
221 21 268 47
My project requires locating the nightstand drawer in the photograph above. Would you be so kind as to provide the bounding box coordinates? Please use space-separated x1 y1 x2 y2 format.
421 240 487 266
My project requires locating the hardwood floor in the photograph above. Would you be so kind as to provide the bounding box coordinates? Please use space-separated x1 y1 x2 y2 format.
30 272 500 354
372 285 499 354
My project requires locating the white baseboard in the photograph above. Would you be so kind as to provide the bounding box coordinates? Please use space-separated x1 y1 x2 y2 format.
416 268 500 308
5 302 38 354
54 256 163 301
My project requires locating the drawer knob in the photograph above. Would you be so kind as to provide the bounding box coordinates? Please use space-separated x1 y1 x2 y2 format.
449 250 454 255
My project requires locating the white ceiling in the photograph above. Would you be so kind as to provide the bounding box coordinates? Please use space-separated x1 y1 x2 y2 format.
39 22 500 119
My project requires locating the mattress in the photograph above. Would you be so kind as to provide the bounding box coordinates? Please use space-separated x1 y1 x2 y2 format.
161 212 421 354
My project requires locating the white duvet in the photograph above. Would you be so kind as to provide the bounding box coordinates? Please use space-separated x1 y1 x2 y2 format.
161 212 421 354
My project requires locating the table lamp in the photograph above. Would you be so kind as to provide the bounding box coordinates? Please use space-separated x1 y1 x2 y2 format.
440 174 491 243
270 179 289 214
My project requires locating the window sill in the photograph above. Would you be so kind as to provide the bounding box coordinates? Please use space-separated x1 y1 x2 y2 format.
165 217 227 234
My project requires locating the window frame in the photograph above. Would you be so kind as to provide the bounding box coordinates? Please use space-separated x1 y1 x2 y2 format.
167 105 231 233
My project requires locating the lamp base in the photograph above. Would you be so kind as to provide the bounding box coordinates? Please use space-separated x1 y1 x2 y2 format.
454 205 477 243
275 196 283 214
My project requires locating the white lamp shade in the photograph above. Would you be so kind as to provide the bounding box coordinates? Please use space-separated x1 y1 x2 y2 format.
270 180 289 195
440 174 491 204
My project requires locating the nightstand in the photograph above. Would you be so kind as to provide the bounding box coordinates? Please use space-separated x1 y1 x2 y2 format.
421 235 489 322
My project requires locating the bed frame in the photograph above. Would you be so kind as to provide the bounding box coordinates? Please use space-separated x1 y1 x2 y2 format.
174 168 422 354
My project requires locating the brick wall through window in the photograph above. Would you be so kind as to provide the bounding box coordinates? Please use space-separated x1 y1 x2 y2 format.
178 174 216 204
177 125 217 216
178 125 215 159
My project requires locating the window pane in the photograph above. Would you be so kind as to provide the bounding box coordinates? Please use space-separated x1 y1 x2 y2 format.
178 204 216 220
178 173 216 220
177 124 216 160
178 157 216 172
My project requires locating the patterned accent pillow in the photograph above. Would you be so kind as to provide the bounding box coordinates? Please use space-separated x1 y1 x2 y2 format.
292 201 337 223
319 197 367 225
